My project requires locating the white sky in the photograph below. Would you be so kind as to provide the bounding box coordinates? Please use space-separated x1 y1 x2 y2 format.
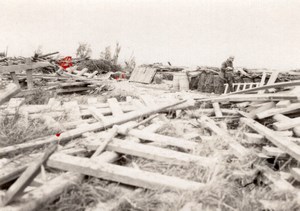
1 0 300 70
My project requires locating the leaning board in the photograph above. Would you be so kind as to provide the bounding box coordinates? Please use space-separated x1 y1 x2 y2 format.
129 67 157 84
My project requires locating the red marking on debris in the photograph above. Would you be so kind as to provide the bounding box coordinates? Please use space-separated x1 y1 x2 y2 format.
58 56 73 70
55 133 61 137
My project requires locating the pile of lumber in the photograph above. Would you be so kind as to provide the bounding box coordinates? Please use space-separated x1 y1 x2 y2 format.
1 68 300 210
0 56 114 95
194 77 300 208
0 95 207 210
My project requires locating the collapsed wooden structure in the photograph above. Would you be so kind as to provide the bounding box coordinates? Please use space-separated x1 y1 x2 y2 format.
1 59 300 210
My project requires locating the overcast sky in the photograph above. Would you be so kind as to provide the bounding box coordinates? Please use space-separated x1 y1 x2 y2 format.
1 0 300 69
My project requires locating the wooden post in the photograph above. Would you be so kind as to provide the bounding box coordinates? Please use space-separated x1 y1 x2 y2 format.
9 72 20 87
25 58 34 89
26 70 33 89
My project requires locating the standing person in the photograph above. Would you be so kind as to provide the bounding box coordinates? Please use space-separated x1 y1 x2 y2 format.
220 56 235 92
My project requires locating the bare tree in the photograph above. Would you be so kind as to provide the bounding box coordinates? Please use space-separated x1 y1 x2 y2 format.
124 54 136 72
100 46 112 61
112 42 121 65
76 43 92 58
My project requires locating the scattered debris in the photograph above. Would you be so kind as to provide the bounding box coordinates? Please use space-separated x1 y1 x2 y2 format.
1 56 300 211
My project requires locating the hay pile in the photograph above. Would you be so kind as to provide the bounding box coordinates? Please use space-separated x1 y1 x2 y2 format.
76 59 122 74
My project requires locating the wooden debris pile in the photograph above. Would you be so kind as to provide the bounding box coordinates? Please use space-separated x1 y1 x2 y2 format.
0 55 117 96
0 94 211 210
1 69 300 210
194 76 300 209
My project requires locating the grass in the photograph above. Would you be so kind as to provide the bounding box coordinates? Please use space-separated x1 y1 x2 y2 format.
43 177 122 211
3 93 299 211
0 111 61 149
24 88 55 105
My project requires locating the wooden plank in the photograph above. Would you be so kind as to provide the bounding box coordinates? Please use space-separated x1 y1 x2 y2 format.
1 140 123 211
1 172 83 211
0 166 28 186
0 100 186 156
212 102 227 130
290 168 300 182
256 103 300 119
0 62 52 73
88 106 108 124
257 165 295 191
212 102 222 117
107 98 123 117
276 100 291 108
117 128 197 150
243 132 264 144
0 83 21 106
88 71 98 78
7 98 25 108
274 130 293 137
210 94 298 103
91 127 119 157
273 114 300 137
47 98 61 108
262 146 287 158
241 117 300 162
267 71 279 85
0 144 57 207
26 69 34 89
199 115 248 158
273 114 291 122
273 116 300 131
129 67 157 84
258 72 267 90
87 97 98 105
46 153 205 191
76 68 88 76
140 95 156 107
87 138 214 167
